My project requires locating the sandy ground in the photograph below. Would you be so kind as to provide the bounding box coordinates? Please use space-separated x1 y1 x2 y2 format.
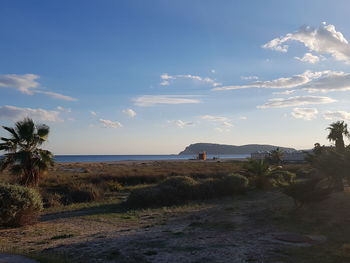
0 190 312 263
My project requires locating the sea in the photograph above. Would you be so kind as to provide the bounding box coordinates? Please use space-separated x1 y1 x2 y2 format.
54 154 250 163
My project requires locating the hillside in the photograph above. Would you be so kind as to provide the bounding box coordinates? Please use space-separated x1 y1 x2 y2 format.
179 143 295 155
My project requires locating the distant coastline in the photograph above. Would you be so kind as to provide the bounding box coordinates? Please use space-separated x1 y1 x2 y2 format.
54 154 250 163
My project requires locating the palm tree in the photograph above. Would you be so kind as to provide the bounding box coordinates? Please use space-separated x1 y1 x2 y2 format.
243 159 294 189
0 118 54 186
327 121 350 152
269 147 284 165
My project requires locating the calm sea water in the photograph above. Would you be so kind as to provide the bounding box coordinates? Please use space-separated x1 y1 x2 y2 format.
54 154 250 163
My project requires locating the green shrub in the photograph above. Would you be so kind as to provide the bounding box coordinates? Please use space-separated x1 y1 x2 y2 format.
0 184 43 227
47 183 104 205
126 186 161 207
214 174 249 195
64 184 103 204
282 178 331 207
126 174 249 207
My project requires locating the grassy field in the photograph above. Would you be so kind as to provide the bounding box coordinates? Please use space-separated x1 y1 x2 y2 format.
1 160 350 262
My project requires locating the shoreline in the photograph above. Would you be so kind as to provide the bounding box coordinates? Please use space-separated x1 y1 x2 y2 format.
54 157 250 165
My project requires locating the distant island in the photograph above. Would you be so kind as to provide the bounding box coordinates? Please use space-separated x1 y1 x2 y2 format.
179 143 295 155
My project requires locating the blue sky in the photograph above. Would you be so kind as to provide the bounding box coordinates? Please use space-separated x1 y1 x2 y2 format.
1 0 350 154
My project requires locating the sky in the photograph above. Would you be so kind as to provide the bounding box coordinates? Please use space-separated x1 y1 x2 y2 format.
1 0 350 154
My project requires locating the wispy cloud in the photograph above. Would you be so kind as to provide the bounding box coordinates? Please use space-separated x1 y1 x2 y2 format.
291 108 318 120
199 115 234 128
122 108 136 118
214 70 350 93
294 53 320 64
323 110 350 120
0 74 39 94
168 120 194 128
0 105 61 122
0 73 78 101
257 96 336 109
36 91 77 101
56 106 71 113
133 95 202 107
160 73 221 87
99 119 123 128
263 22 350 63
273 90 296 95
90 111 97 116
241 75 259 80
213 71 328 91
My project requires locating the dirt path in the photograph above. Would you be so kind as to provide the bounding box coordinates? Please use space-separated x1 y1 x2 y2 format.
41 192 292 262
0 191 303 262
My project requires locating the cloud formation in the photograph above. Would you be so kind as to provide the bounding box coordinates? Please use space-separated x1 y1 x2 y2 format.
168 120 194 128
213 71 328 91
36 91 77 101
291 108 318 120
272 90 296 95
0 73 78 101
122 109 136 118
160 73 221 87
199 115 233 127
0 105 61 122
214 70 350 93
323 110 350 120
133 95 201 107
241 75 259 80
99 119 123 128
0 74 39 94
257 96 336 109
294 53 320 64
263 23 350 63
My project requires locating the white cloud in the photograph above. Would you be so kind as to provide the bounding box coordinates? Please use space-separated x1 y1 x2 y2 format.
56 106 71 113
257 96 336 109
122 108 136 118
294 53 320 64
36 91 77 101
0 105 61 122
273 90 296 95
263 23 350 63
213 70 329 91
168 120 194 128
239 116 247 120
200 115 229 122
160 73 221 87
214 70 350 94
199 115 234 128
291 108 318 120
0 74 40 94
302 71 350 93
241 75 259 80
211 69 216 73
90 111 97 116
99 119 123 128
214 127 231 133
133 95 201 107
323 110 350 120
0 73 78 101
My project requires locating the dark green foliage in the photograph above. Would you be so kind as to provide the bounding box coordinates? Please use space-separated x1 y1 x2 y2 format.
243 159 294 189
127 174 249 207
211 174 249 195
268 148 284 165
0 118 54 186
0 184 43 227
282 178 331 207
327 121 350 153
44 183 103 205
